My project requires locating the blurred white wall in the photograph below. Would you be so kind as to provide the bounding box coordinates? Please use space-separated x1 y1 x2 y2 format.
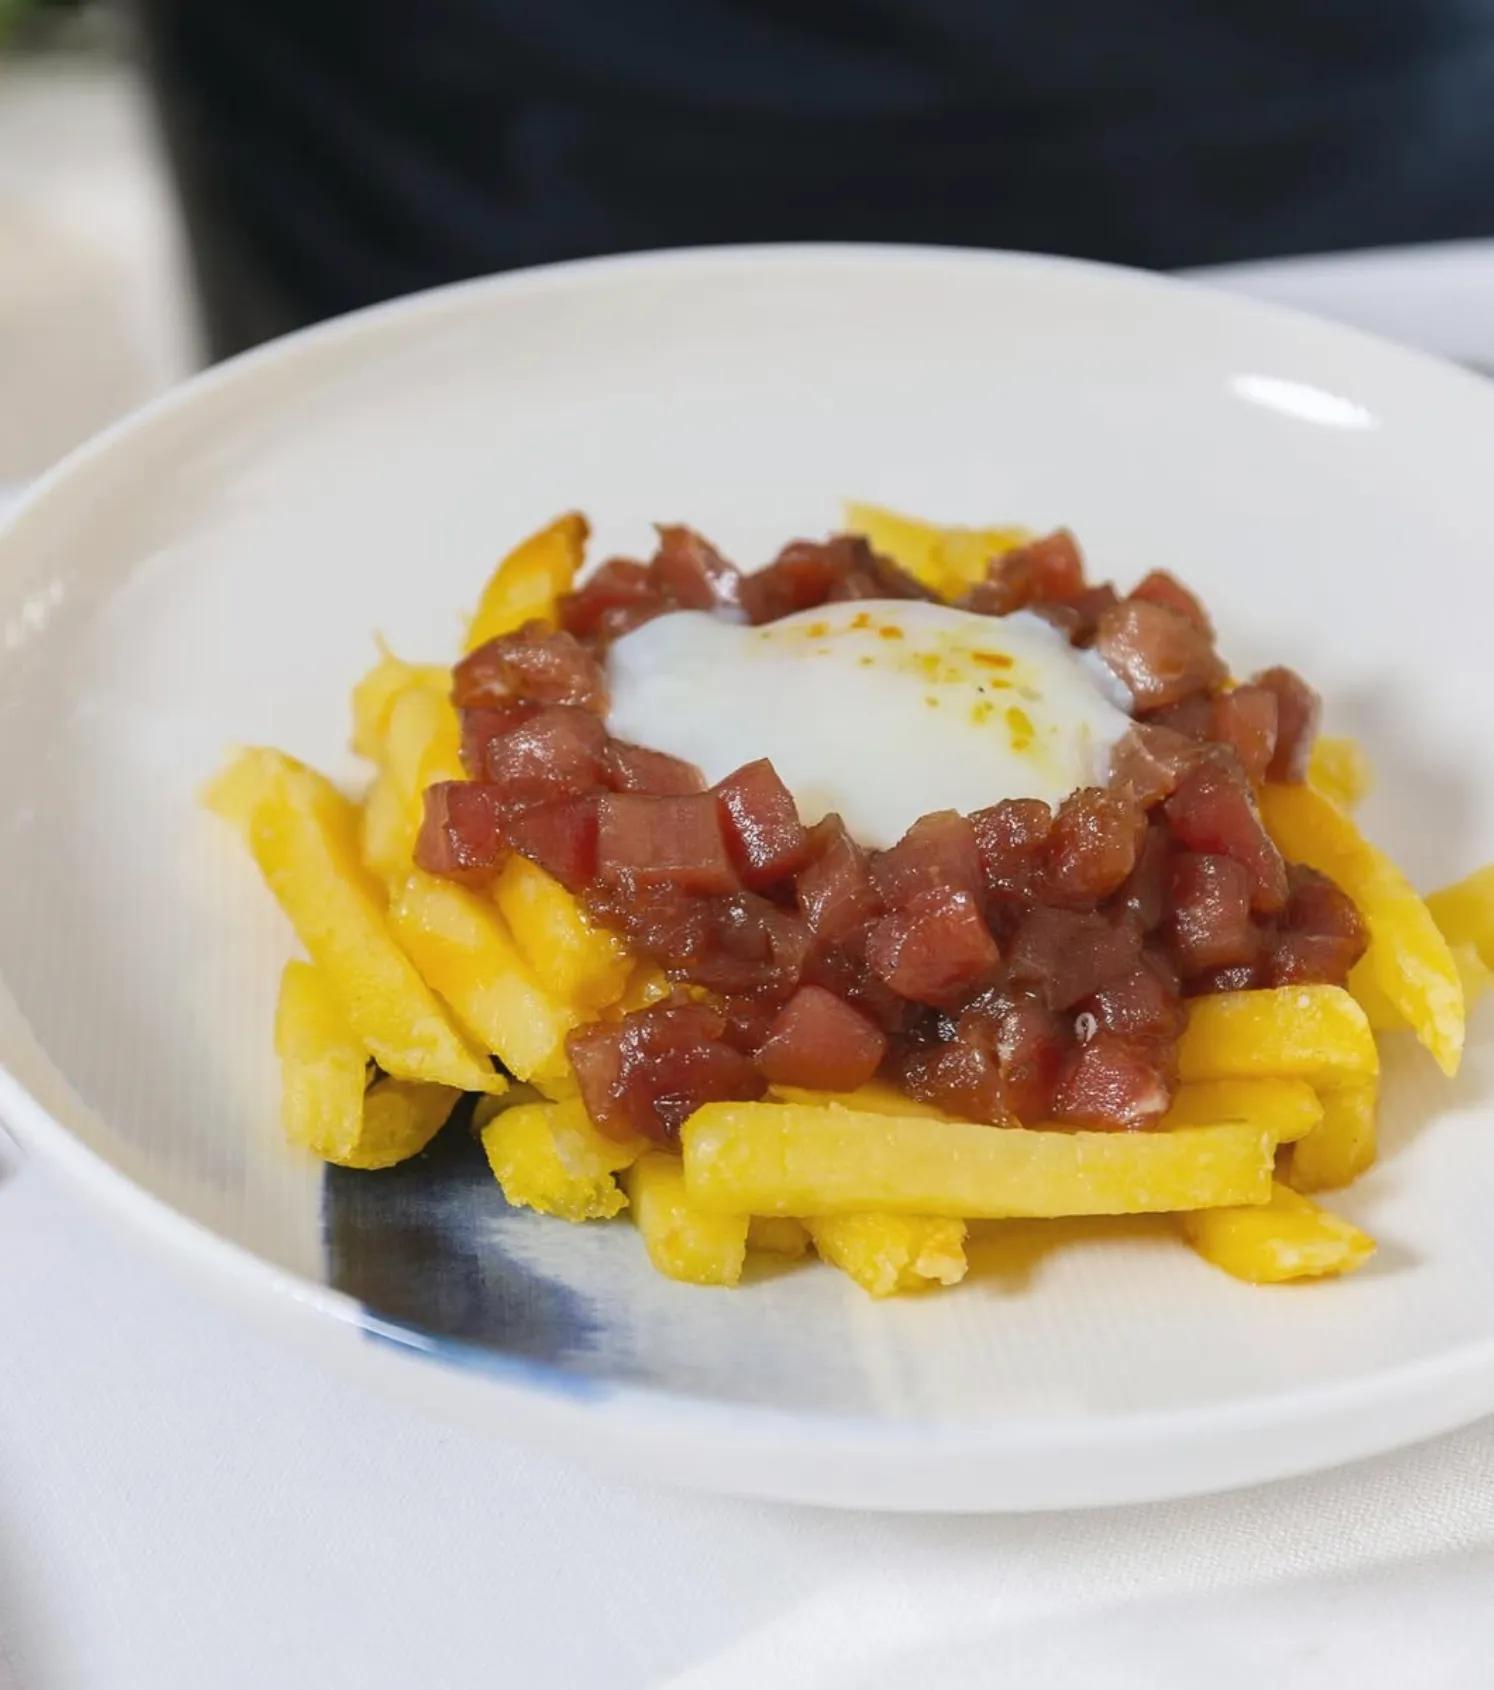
0 52 198 489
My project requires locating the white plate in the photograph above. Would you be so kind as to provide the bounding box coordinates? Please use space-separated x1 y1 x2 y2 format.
3 245 1494 1513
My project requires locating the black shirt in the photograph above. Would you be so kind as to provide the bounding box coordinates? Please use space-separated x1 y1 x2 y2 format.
136 0 1494 355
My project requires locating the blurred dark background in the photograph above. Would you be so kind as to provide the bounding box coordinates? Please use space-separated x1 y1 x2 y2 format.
5 0 1494 428
126 0 1494 359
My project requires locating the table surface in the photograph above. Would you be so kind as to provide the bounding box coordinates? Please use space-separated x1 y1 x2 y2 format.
6 241 1494 1690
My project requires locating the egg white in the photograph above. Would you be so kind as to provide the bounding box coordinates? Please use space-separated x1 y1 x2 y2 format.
605 601 1132 849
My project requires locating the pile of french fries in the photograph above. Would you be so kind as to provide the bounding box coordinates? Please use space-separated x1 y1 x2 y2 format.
205 505 1494 1297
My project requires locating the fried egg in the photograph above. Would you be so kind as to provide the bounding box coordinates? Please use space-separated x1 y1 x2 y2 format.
605 601 1132 849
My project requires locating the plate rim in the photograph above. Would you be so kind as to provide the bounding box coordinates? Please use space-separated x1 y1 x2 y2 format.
5 239 1494 1509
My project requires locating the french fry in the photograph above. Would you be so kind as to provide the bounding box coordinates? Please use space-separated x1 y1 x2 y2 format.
1454 939 1494 1011
349 646 449 763
359 773 410 888
842 501 1029 598
807 1213 968 1297
772 1078 1319 1141
205 749 502 1093
389 869 576 1084
769 1080 950 1119
466 512 587 650
1427 864 1494 968
682 1102 1273 1219
275 960 459 1168
361 685 465 884
1159 1078 1322 1144
1260 782 1463 1076
480 1095 644 1222
1307 736 1373 811
1180 1181 1375 1282
493 855 632 1011
625 1153 749 1286
1178 986 1378 1091
1286 1080 1379 1193
746 1216 811 1258
1355 938 1491 1029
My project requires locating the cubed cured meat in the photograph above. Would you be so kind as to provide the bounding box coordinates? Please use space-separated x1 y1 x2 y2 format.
453 621 607 712
755 985 888 1090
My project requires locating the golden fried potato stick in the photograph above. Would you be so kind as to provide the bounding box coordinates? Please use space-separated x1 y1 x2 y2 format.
841 501 1029 598
807 1213 968 1297
493 855 633 1011
1180 1181 1375 1282
746 1216 812 1258
275 960 460 1168
1259 783 1463 1075
625 1153 749 1287
682 1101 1273 1219
480 1095 645 1222
1287 1080 1379 1193
350 646 450 763
361 684 465 884
1428 863 1494 971
768 1080 950 1119
773 1077 1321 1142
206 749 502 1094
466 511 588 650
1307 736 1373 811
1178 986 1378 1090
390 869 577 1085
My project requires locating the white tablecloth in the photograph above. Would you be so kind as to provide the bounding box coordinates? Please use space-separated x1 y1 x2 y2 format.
6 244 1494 1690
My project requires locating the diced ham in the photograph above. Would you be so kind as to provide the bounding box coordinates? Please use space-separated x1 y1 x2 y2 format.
960 989 1069 1122
899 1030 1011 1124
1253 666 1322 783
474 704 609 809
1186 962 1263 995
714 759 810 889
1094 599 1227 711
588 883 811 998
567 1004 765 1142
865 887 1000 1008
1053 1034 1174 1128
1005 907 1142 1011
1111 822 1174 930
559 558 667 644
595 792 740 894
1080 959 1186 1044
1025 584 1119 645
605 739 706 795
452 621 607 712
500 795 600 891
871 810 983 910
796 816 882 943
739 536 930 623
1147 694 1214 740
650 525 745 614
1210 686 1279 784
460 701 538 780
971 798 1053 907
1164 753 1288 914
1264 865 1368 986
1043 787 1146 907
963 530 1085 616
1163 852 1260 977
754 985 888 1090
824 542 937 603
1108 723 1201 809
414 782 506 887
718 993 778 1055
1129 569 1211 633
